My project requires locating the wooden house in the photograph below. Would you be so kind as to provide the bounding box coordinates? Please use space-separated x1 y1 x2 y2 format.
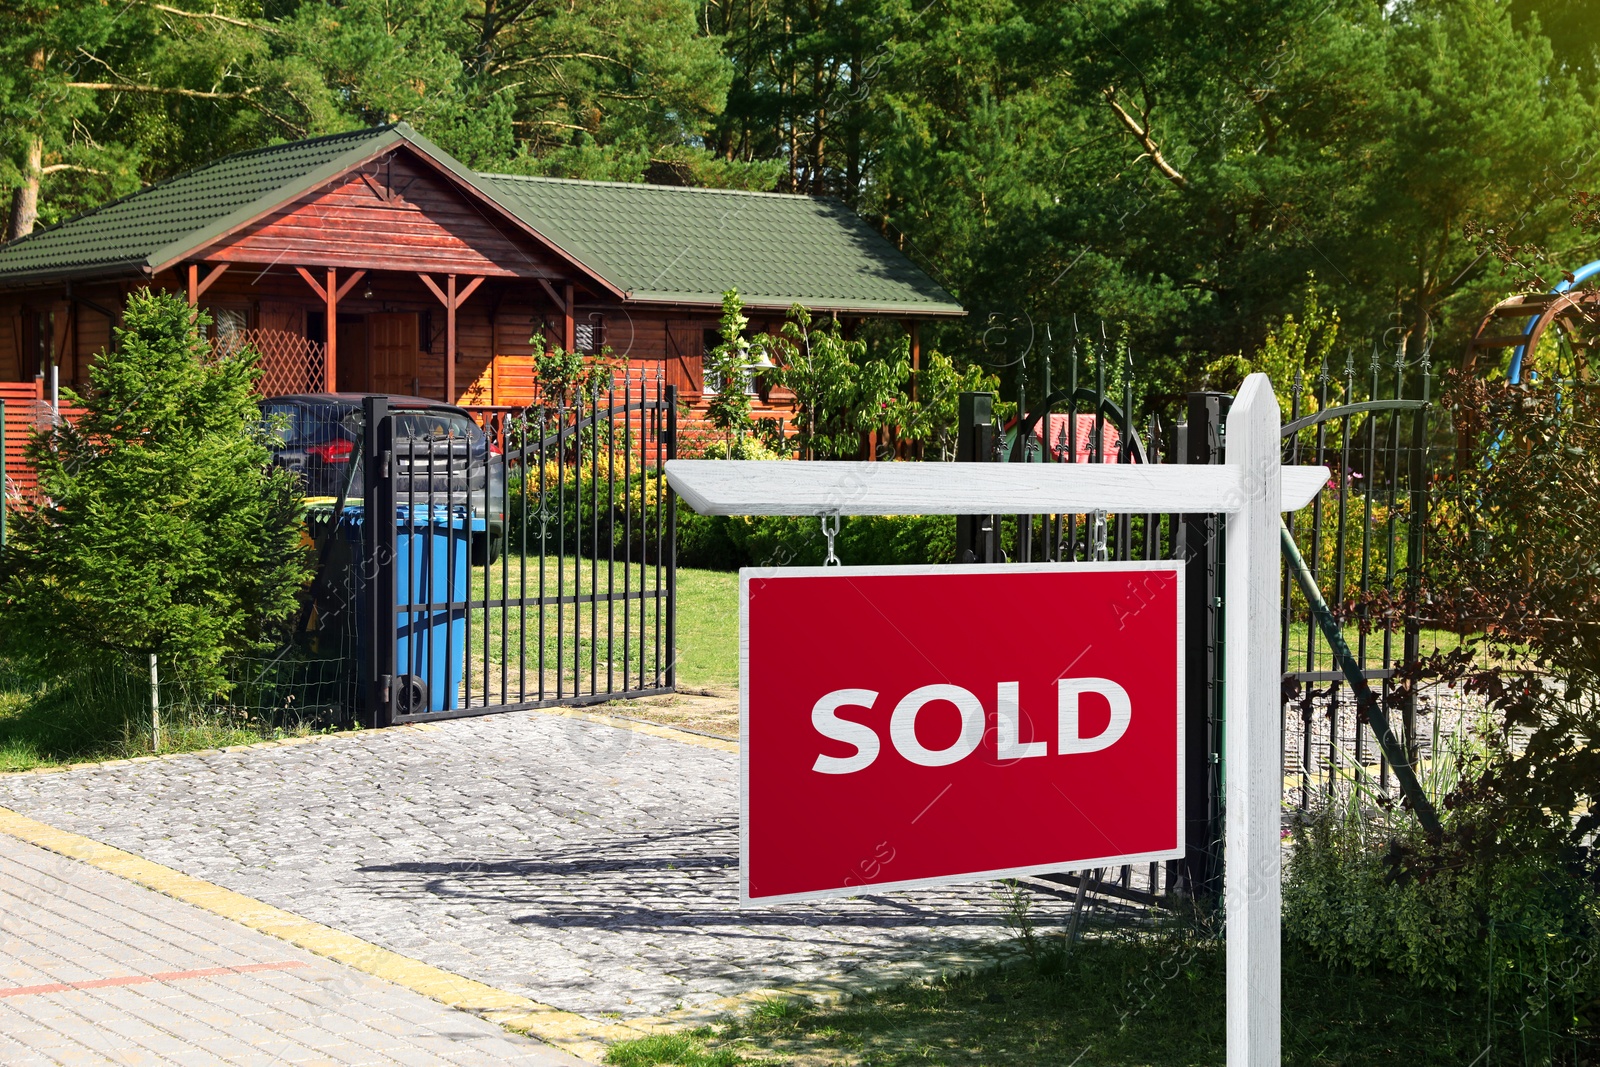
0 123 961 474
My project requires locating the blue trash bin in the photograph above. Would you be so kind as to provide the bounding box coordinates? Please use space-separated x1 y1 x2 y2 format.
305 503 477 716
394 503 471 714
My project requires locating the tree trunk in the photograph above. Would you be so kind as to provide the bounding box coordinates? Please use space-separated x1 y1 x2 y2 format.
7 134 42 241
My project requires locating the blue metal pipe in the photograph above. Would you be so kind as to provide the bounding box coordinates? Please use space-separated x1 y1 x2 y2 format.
1507 258 1600 384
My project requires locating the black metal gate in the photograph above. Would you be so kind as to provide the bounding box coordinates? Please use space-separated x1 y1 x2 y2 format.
956 345 1443 904
1278 354 1436 810
956 352 1205 903
358 375 677 726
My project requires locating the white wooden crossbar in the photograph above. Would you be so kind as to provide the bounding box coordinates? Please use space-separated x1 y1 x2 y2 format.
665 458 1328 516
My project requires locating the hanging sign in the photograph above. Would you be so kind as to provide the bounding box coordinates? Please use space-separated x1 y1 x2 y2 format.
740 561 1183 903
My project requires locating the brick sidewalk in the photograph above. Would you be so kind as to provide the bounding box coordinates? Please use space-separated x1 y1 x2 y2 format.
0 833 585 1066
0 709 1028 1024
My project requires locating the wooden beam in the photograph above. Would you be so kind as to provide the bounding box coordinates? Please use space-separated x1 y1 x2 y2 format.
194 262 229 301
295 266 329 302
334 269 368 304
187 263 198 306
456 275 485 306
417 272 448 306
325 266 338 392
663 458 1328 516
446 274 457 403
536 278 564 310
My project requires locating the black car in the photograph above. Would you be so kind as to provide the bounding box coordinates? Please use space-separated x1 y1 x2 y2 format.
262 393 505 564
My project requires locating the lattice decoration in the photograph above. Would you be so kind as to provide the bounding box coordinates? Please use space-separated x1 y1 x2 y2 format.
229 329 326 396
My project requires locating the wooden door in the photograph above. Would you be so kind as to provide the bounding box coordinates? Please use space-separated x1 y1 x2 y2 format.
369 313 418 395
665 321 705 396
257 301 303 337
336 317 369 393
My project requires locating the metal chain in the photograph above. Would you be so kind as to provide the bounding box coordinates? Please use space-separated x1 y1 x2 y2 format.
1091 509 1109 562
821 513 842 567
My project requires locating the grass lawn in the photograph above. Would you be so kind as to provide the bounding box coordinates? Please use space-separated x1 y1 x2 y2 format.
0 662 315 772
606 934 1505 1066
0 561 741 771
674 567 739 689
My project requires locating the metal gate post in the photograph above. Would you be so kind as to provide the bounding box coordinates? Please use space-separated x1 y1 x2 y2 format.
362 395 396 729
1402 361 1431 765
1180 391 1230 901
955 392 998 562
664 385 678 691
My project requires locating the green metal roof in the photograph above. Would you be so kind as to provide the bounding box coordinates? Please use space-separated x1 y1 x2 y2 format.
0 126 405 284
476 174 963 316
0 124 963 316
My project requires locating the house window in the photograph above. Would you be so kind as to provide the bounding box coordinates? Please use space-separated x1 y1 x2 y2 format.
700 327 759 396
206 306 250 355
574 315 605 354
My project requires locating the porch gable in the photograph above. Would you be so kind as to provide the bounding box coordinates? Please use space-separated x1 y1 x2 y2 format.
204 149 567 281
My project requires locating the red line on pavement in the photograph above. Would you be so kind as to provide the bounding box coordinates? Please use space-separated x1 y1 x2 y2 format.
0 961 309 998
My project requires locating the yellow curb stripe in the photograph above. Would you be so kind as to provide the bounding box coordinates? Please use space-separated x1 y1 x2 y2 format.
0 806 654 1063
532 707 738 753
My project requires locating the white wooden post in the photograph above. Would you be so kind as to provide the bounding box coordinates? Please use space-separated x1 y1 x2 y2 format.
1223 373 1281 1066
149 652 161 752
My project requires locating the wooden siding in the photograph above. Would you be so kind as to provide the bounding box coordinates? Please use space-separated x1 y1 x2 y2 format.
1 383 45 498
205 151 565 280
0 271 799 431
0 310 19 382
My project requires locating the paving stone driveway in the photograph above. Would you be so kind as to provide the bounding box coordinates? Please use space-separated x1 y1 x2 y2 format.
0 710 1028 1021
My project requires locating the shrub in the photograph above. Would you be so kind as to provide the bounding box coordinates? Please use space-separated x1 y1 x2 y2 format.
1283 373 1600 1054
676 509 955 569
1285 801 1600 1049
0 289 307 692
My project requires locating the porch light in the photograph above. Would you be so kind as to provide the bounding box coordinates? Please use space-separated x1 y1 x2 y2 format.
363 281 374 299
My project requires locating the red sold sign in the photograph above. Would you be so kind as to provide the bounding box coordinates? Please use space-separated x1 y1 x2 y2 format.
741 562 1184 903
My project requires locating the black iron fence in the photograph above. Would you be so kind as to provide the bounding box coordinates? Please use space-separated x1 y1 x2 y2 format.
274 374 676 727
357 376 677 725
955 345 1447 906
1278 354 1458 811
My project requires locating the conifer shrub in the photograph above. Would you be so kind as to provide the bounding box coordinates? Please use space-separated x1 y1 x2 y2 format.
0 289 308 693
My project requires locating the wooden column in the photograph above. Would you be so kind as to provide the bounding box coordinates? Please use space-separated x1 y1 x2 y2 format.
296 267 366 392
446 274 457 401
418 273 485 403
325 266 337 390
906 320 921 401
563 283 575 352
185 262 229 308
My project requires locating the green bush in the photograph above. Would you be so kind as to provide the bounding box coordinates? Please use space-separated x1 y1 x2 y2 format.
1279 374 1600 1059
676 509 955 569
1285 803 1600 1052
505 461 955 570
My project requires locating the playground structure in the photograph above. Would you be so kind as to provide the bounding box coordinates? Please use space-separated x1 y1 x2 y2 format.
1463 259 1600 383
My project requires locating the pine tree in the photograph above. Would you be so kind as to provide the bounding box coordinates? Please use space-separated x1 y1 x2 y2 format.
0 289 308 691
